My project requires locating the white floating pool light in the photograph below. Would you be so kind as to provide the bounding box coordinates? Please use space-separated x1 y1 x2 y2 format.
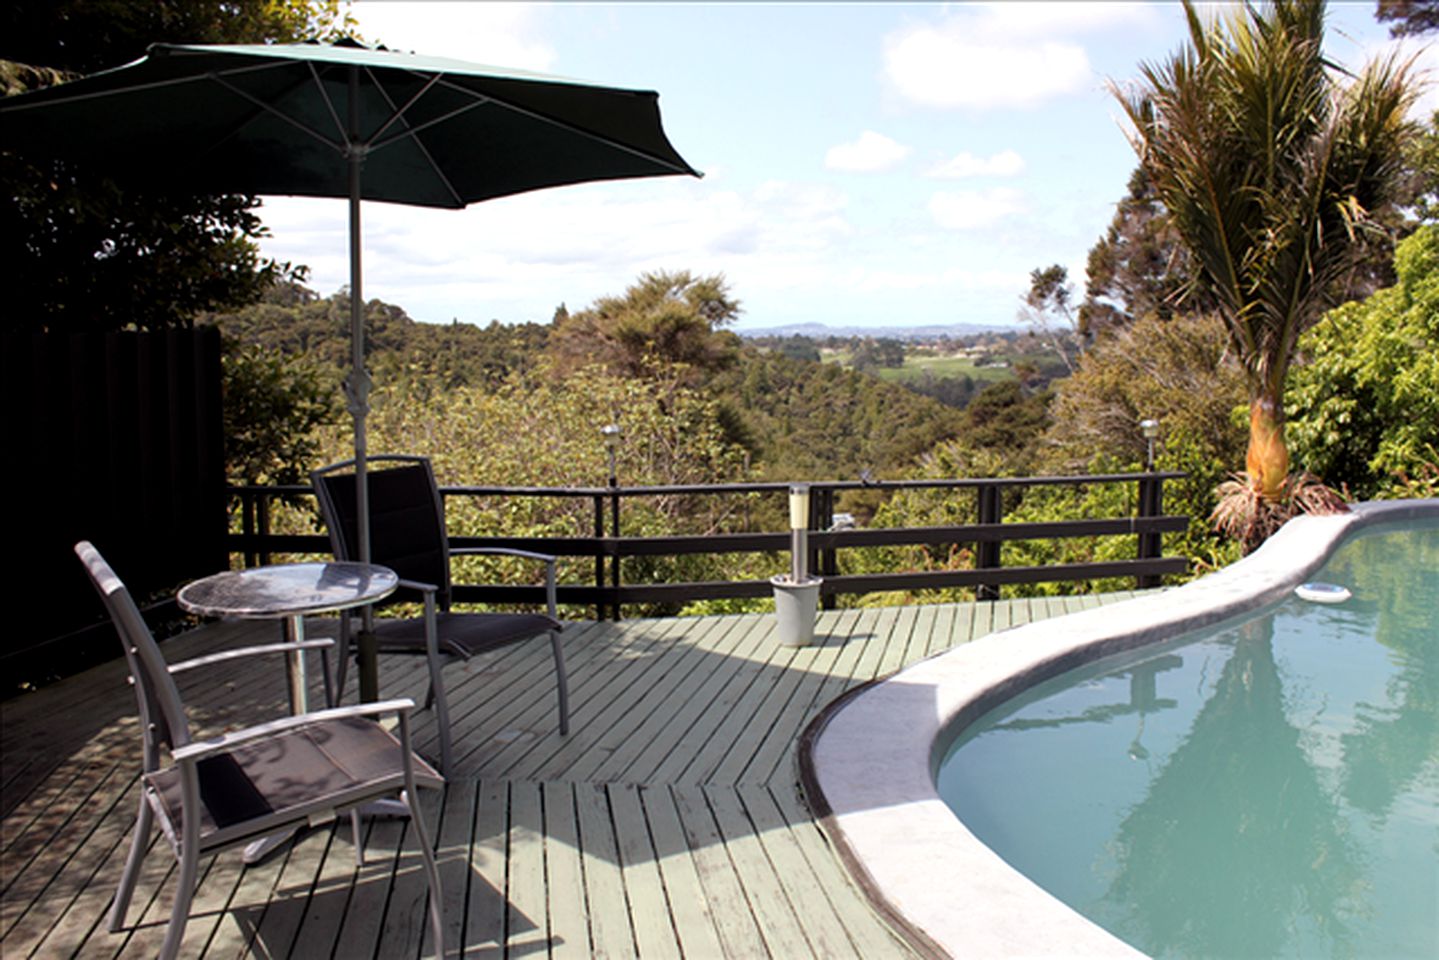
1295 582 1352 604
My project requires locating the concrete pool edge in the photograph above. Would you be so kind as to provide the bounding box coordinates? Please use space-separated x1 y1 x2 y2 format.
800 499 1439 959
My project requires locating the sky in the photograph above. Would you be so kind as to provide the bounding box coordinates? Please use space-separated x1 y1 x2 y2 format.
253 2 1438 332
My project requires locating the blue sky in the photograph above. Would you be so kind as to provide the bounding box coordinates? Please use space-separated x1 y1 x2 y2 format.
254 2 1435 331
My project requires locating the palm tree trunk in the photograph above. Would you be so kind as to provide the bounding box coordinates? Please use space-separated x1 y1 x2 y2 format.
1246 391 1290 501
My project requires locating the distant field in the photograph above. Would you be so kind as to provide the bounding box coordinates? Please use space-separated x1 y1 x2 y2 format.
822 349 1015 385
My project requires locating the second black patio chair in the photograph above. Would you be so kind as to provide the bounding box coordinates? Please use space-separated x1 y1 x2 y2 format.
312 455 570 775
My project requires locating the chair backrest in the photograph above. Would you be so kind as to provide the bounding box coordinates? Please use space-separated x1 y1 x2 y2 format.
312 455 453 610
74 541 192 766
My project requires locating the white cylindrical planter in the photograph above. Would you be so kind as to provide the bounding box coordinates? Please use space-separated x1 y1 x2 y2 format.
771 575 822 647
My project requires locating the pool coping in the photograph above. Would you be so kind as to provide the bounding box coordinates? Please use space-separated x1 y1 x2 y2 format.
800 499 1439 959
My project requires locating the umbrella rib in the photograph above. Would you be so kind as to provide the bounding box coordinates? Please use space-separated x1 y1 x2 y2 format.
0 57 286 113
364 69 468 207
365 69 445 144
208 70 345 155
433 76 695 174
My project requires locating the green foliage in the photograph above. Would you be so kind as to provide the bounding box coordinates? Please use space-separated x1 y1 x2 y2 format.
209 283 550 389
2 2 355 77
1288 225 1439 497
1039 311 1246 570
711 347 967 484
959 380 1053 472
850 337 906 372
1 0 347 334
549 270 741 382
222 339 338 486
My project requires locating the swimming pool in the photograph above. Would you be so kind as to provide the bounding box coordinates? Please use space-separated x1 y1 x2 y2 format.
937 517 1438 959
803 499 1439 958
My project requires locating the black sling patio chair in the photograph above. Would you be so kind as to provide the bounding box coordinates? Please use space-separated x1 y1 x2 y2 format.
312 455 570 776
74 541 444 960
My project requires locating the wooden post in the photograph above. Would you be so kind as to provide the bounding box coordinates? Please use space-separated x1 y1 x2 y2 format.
976 483 1002 601
256 493 271 567
609 485 622 621
241 491 257 569
593 494 605 620
1136 474 1164 589
818 486 839 610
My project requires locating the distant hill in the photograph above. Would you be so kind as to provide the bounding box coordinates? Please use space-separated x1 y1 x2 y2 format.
736 321 1019 340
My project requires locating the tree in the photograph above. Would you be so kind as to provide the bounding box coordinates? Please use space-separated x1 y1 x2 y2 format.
1115 0 1419 504
850 337 905 372
1376 0 1439 35
1080 167 1209 338
0 0 351 334
1020 265 1080 372
549 270 742 382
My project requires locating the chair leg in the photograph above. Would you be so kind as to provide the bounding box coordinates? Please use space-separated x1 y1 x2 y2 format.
550 629 570 736
108 791 154 932
402 788 446 959
429 662 453 777
351 809 366 868
421 594 453 776
161 769 204 960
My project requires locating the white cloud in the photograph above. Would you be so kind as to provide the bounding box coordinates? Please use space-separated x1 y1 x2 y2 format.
349 2 556 71
879 3 1160 111
885 27 1091 109
928 188 1026 230
824 131 912 172
928 149 1026 179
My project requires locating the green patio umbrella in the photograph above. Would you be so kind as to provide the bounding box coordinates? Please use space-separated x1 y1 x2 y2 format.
0 38 700 698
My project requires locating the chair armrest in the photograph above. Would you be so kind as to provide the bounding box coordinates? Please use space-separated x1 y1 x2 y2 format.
448 548 559 618
170 698 417 762
397 578 439 595
450 547 557 564
167 639 335 675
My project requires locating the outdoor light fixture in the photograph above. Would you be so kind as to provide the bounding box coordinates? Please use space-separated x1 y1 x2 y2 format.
789 484 812 583
600 424 621 486
1140 418 1160 471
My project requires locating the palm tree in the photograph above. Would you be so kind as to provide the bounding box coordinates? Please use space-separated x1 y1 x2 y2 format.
1114 0 1417 504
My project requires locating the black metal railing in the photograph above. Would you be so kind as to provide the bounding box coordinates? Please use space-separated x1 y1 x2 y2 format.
230 472 1188 619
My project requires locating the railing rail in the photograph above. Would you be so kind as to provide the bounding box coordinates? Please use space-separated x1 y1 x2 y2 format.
230 472 1188 618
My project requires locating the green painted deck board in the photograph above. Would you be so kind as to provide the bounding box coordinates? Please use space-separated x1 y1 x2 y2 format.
2 592 1151 959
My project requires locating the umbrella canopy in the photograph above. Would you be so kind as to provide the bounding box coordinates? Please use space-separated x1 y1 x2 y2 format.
0 40 700 205
1 39 700 700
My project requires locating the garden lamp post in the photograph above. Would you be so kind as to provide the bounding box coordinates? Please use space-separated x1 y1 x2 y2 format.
1140 419 1160 472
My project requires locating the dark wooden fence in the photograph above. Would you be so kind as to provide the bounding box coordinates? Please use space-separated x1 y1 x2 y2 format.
3 329 227 695
231 472 1188 619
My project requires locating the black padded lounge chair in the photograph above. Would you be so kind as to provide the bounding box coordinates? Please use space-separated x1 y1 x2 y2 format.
312 455 570 775
75 540 444 960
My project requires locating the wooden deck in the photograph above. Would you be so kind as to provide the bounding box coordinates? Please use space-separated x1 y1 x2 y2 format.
2 592 1143 959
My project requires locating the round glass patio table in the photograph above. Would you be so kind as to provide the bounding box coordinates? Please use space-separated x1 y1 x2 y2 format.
178 562 398 715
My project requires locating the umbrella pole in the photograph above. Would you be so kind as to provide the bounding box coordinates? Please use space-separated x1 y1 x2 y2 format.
345 65 380 703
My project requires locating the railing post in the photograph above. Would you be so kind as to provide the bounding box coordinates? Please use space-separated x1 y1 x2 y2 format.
609 485 622 621
1136 474 1164 589
817 485 838 610
240 489 257 569
592 494 605 621
256 492 272 567
976 483 1002 601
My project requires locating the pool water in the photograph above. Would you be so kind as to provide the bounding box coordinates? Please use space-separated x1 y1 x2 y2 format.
936 519 1439 959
